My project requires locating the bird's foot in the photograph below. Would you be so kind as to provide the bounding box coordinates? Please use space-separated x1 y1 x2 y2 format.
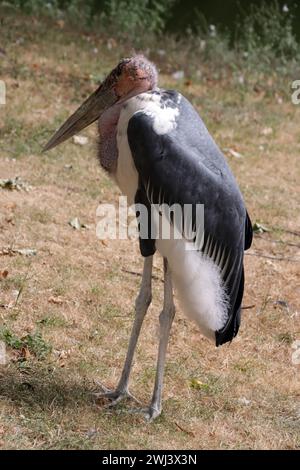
127 405 161 422
93 381 141 408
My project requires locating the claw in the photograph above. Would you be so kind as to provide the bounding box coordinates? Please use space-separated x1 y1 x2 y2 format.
127 406 161 422
93 380 111 394
93 381 141 407
94 390 126 408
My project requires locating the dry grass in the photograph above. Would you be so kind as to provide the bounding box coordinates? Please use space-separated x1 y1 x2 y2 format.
0 13 299 450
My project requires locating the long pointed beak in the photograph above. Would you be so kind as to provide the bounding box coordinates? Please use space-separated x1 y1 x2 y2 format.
43 86 117 152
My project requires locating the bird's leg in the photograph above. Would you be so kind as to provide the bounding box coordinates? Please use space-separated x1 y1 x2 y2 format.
116 255 153 392
130 258 175 421
95 255 153 407
146 258 175 420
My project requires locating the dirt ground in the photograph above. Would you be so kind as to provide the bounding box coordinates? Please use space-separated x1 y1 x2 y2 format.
0 13 299 449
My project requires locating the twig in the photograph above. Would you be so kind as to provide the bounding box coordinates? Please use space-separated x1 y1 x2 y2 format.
174 422 195 437
272 227 300 237
1 146 15 154
14 269 32 306
255 234 300 248
122 268 163 283
241 304 256 310
280 229 300 237
245 252 299 262
258 290 271 316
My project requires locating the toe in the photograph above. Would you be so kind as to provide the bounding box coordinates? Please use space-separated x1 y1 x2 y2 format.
145 407 161 422
126 406 161 421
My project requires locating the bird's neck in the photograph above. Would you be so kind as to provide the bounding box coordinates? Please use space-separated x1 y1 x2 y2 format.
98 84 156 174
97 103 122 174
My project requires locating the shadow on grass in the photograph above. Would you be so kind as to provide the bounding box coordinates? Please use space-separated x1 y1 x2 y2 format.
0 363 95 411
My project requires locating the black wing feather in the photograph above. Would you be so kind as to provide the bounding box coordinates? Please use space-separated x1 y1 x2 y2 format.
127 91 252 346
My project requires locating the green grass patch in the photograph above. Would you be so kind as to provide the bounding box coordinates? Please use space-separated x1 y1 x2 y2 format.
0 327 52 359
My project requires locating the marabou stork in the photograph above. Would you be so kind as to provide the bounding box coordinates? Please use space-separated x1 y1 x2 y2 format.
44 55 253 421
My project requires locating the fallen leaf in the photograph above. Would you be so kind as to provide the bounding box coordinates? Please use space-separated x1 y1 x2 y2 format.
0 270 8 279
238 397 251 406
48 296 64 305
253 222 270 234
20 347 31 360
69 218 89 230
55 349 71 359
69 217 81 230
172 70 185 80
73 135 88 146
0 177 32 192
189 378 209 390
0 247 37 257
261 127 273 136
14 248 37 257
86 428 98 438
224 148 244 158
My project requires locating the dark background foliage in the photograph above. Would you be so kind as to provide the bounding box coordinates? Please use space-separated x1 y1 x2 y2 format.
3 0 300 39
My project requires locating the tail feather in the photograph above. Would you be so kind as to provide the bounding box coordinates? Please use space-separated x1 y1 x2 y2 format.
245 211 253 250
215 267 244 346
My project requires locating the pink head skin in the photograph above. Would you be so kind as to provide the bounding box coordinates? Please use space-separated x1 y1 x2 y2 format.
103 55 158 100
43 55 158 155
98 56 158 173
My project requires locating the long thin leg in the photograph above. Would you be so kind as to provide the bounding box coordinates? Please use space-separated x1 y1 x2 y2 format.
145 258 175 421
116 255 153 392
95 255 153 406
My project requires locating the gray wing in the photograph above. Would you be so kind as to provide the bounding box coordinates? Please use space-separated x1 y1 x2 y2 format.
127 90 252 346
